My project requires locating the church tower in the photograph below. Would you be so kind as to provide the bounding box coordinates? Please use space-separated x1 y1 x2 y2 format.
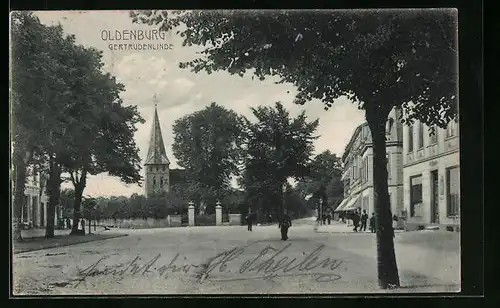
144 99 170 198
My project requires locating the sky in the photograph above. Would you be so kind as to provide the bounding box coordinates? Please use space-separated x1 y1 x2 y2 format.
34 11 365 197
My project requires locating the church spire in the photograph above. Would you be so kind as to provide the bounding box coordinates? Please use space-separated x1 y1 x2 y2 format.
145 97 170 165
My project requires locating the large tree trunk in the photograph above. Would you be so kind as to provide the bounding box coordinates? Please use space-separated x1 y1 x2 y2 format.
367 109 400 289
70 171 87 235
277 181 285 215
45 156 61 238
12 149 32 242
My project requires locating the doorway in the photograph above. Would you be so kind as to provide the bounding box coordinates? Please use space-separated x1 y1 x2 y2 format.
40 203 45 227
31 196 38 227
430 170 439 224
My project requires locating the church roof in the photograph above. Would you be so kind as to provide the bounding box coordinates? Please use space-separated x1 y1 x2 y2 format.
145 106 170 165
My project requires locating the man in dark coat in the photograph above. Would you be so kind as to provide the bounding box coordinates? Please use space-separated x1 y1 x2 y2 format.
246 212 255 231
369 213 376 233
279 213 292 241
360 210 368 232
352 210 360 232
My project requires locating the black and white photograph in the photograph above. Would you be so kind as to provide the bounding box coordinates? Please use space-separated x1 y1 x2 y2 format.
10 9 460 295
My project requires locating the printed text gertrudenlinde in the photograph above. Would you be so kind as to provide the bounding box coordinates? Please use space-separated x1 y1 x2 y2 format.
101 30 174 51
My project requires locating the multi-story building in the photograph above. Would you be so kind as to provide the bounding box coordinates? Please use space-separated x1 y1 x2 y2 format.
335 108 404 218
12 164 62 229
402 118 460 231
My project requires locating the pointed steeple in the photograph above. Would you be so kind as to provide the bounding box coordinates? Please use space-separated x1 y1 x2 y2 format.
145 98 170 165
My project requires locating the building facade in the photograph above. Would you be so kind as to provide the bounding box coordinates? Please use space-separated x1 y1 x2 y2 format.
336 108 404 218
402 118 460 230
12 164 62 229
144 105 171 198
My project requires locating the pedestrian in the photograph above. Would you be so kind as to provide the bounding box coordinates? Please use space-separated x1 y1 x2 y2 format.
327 213 332 225
369 213 376 233
353 210 360 232
322 214 327 225
246 213 254 231
392 214 398 236
279 213 292 241
360 210 368 232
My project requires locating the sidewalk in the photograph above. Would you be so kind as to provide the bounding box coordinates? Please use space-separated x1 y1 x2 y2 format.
315 221 406 234
14 228 127 254
332 230 461 286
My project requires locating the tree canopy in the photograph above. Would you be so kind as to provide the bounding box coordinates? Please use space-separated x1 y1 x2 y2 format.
132 9 457 126
11 12 144 237
297 150 344 211
131 9 458 289
240 101 319 215
172 102 246 206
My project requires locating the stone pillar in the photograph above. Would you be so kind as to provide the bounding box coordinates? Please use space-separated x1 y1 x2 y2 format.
215 201 222 226
188 201 195 227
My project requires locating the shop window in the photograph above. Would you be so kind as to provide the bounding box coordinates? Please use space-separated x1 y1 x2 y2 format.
429 125 438 144
446 166 460 216
446 119 457 138
410 175 423 217
408 125 414 152
418 122 424 149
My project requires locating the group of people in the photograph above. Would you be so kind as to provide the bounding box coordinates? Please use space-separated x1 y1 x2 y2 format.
319 213 332 225
349 209 400 235
348 209 376 233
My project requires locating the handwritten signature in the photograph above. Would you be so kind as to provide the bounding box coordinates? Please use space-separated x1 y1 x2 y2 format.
73 241 344 287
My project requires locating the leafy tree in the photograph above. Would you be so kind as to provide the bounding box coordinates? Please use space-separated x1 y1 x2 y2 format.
82 197 97 220
221 188 245 214
300 150 343 217
241 102 319 216
11 12 78 239
131 9 458 289
129 193 148 219
172 102 245 210
60 188 75 217
53 43 144 235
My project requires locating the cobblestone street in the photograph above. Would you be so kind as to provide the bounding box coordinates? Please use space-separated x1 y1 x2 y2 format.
13 219 460 295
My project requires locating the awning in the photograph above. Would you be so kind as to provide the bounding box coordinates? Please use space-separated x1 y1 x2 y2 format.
334 198 349 212
344 194 362 211
335 194 360 212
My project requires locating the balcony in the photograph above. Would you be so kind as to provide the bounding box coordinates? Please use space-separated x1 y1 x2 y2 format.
406 152 414 164
444 135 459 152
416 148 425 159
426 143 439 158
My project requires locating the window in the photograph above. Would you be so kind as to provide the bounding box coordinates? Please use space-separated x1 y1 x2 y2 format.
386 154 391 180
365 158 369 183
149 166 153 172
156 166 160 172
446 167 460 216
163 165 166 171
429 125 438 144
408 125 414 152
361 159 365 182
153 177 156 188
410 175 423 217
160 177 163 186
22 195 28 222
386 117 394 134
418 122 424 149
446 119 457 138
